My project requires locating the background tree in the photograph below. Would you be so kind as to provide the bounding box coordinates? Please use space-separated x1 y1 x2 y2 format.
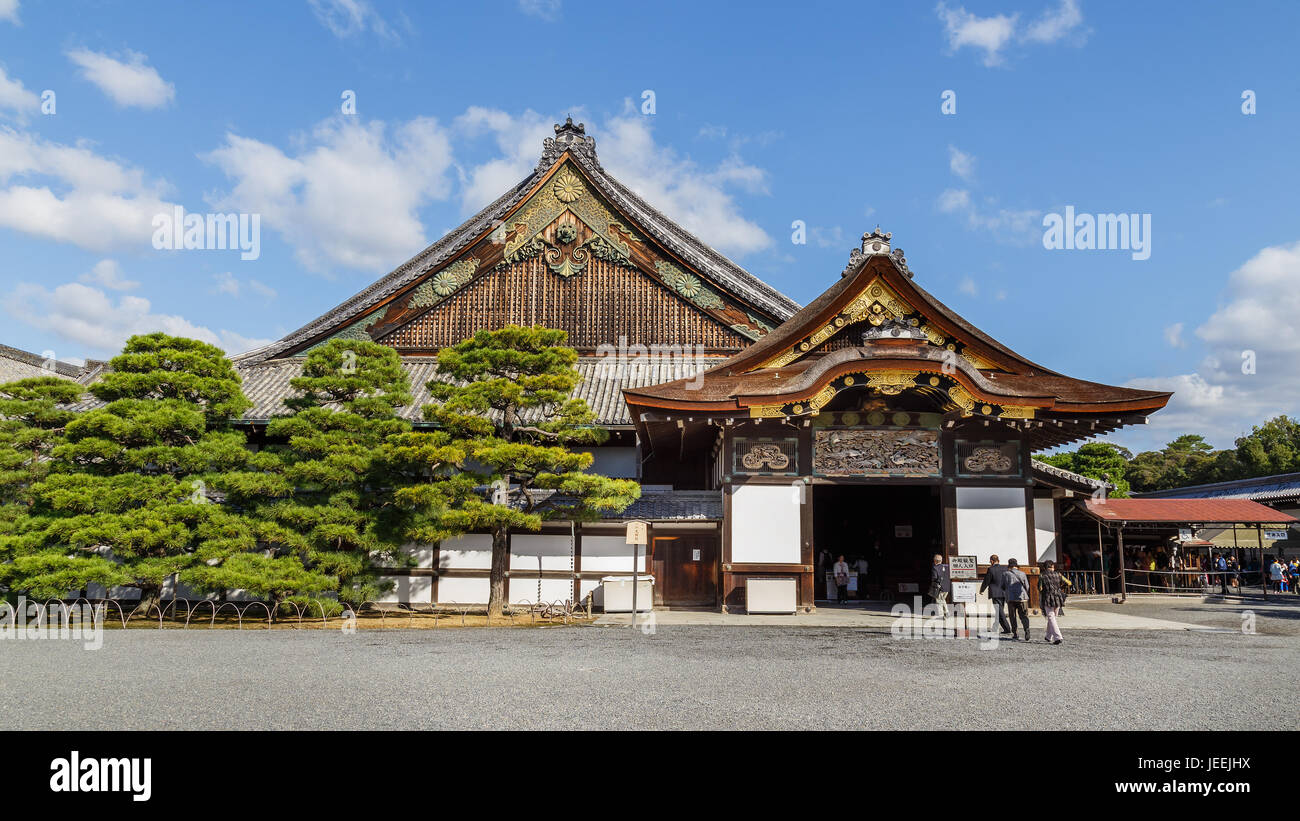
1036 441 1133 496
0 334 259 611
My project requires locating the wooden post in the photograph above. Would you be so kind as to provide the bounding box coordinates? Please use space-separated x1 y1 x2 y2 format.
1097 520 1107 596
1259 523 1267 599
1117 525 1127 603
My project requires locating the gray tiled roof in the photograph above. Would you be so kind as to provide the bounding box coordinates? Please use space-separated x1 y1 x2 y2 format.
613 489 722 521
238 356 712 427
1030 459 1109 492
0 344 91 383
516 488 722 521
1135 472 1300 504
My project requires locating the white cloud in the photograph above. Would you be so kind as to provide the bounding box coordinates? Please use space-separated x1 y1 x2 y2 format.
937 187 1040 244
0 65 38 119
948 145 975 181
4 280 271 357
79 259 139 291
453 107 773 257
937 0 1087 66
595 113 772 256
66 48 174 109
0 126 176 251
308 0 395 39
1163 322 1185 349
810 225 845 249
959 276 978 296
212 271 276 300
936 2 1018 66
1125 241 1300 449
0 0 18 24
453 106 555 214
1023 0 1085 44
204 116 454 273
518 0 561 22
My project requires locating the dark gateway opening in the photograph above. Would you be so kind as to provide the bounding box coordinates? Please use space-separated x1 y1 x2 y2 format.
813 484 943 603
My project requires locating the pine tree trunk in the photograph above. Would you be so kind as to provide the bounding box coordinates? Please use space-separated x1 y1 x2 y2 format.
135 585 161 620
488 526 509 619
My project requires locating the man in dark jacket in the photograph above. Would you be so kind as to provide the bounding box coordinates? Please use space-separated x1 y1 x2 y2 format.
979 554 1011 635
1004 558 1031 641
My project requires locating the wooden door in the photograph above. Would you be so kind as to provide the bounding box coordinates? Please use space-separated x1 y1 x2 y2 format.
652 535 719 607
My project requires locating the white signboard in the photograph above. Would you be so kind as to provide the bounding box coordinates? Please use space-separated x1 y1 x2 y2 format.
951 581 978 604
950 555 978 580
1265 530 1290 541
625 520 648 545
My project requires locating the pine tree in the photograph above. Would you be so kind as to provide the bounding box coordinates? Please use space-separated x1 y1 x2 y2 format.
216 339 420 608
423 325 640 617
0 334 259 612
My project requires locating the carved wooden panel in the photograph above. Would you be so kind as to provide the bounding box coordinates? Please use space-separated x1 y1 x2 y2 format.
732 437 798 476
376 256 750 352
955 440 1021 478
813 429 941 477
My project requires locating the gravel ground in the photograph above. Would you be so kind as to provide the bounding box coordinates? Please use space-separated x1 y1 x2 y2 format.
1 616 1296 730
1071 596 1300 636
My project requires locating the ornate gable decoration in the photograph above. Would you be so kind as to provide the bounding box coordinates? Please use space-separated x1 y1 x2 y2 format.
499 162 641 278
304 128 780 351
756 229 997 371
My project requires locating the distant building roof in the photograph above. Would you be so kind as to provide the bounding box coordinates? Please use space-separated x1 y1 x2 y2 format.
0 344 92 383
1082 498 1298 525
1135 473 1300 505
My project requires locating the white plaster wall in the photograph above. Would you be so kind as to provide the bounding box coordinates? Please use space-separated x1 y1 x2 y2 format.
510 534 574 571
581 535 647 572
377 575 433 604
956 486 1029 564
1034 498 1058 562
438 534 493 569
508 577 574 605
435 577 489 604
730 484 802 564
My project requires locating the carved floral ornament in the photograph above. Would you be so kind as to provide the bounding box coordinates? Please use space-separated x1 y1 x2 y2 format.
759 276 998 371
744 368 1038 420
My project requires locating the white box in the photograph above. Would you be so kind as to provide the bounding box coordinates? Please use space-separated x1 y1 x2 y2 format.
600 576 654 612
746 577 798 614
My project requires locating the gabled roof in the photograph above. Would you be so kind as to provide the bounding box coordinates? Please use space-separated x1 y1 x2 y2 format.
624 229 1172 447
1082 498 1297 525
237 118 799 365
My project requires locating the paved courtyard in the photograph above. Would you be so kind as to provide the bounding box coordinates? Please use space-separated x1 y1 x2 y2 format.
1 598 1296 731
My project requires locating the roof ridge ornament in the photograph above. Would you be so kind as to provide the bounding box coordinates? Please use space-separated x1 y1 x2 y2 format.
539 115 601 171
841 227 913 279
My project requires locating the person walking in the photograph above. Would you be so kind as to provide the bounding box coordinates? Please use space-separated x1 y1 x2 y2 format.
1269 557 1285 593
980 554 1011 635
1003 558 1030 641
1040 560 1067 645
929 554 949 620
833 555 850 604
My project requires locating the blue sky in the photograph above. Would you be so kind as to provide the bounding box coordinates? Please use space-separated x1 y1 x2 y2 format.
1 0 1297 453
